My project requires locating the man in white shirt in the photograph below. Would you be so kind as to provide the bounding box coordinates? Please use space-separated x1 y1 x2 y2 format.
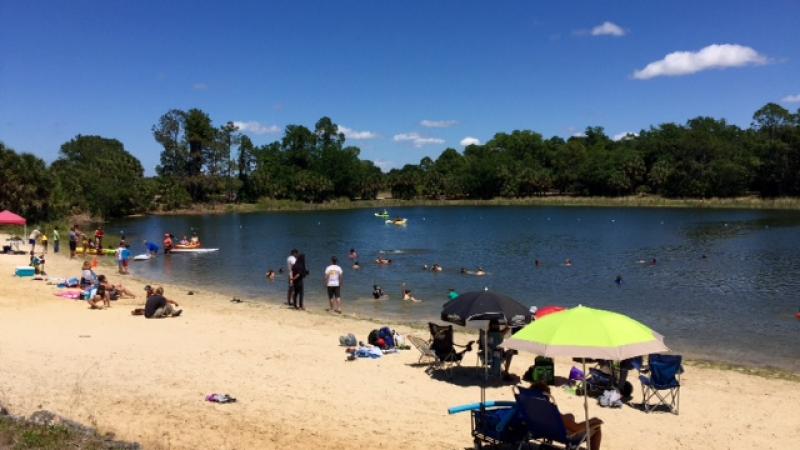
286 249 298 305
324 256 344 314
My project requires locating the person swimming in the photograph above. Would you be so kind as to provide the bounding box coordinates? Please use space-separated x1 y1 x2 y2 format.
564 259 572 267
266 269 276 281
461 267 486 276
349 248 358 260
535 259 541 268
372 284 385 299
352 261 361 270
475 267 486 276
375 257 392 265
615 275 623 286
424 264 443 272
402 289 421 303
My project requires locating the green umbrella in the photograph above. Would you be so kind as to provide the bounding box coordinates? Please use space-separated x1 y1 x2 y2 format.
505 305 668 447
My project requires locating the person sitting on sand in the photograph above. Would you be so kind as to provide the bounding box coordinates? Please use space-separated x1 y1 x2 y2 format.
144 286 182 318
107 281 136 300
266 269 276 281
80 260 98 288
372 284 386 299
402 289 421 303
30 253 46 275
89 274 112 309
375 257 392 265
527 382 604 450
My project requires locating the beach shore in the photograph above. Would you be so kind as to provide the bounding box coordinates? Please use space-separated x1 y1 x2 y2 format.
1 239 798 449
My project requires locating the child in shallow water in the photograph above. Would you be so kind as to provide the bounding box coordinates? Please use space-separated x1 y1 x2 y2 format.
402 289 421 303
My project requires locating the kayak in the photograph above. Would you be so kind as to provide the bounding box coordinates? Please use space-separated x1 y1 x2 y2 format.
174 243 202 250
374 212 390 218
170 248 219 253
75 247 116 256
386 218 407 226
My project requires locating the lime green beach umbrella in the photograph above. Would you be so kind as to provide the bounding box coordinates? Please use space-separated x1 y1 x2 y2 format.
506 305 668 360
505 305 668 447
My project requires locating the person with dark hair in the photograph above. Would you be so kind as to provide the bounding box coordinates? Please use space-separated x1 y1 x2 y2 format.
372 284 385 299
290 253 307 310
325 256 343 314
144 286 182 318
286 249 299 305
527 382 604 450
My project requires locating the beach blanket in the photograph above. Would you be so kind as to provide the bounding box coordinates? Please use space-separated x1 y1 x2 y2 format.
355 346 383 359
54 290 83 300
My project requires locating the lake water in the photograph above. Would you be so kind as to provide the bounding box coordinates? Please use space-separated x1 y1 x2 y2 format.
109 206 800 372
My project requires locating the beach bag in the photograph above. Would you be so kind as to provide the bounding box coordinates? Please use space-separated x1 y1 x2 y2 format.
378 326 395 348
393 332 406 347
368 329 380 346
598 389 623 408
568 366 585 384
339 333 357 347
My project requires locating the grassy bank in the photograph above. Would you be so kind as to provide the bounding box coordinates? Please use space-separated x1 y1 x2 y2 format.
0 409 139 450
152 195 800 216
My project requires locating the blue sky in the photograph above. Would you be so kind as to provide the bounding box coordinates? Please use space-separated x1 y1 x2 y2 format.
1 0 799 174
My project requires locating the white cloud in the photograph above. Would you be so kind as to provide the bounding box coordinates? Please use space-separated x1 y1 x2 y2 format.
612 131 638 141
781 94 800 104
192 82 208 91
591 21 626 37
337 125 378 140
460 136 480 146
572 132 587 138
420 119 458 128
233 121 281 135
393 132 445 148
373 159 395 172
633 44 767 80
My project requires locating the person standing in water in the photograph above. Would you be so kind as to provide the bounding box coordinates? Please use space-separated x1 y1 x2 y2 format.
286 249 298 305
324 256 344 314
290 253 308 310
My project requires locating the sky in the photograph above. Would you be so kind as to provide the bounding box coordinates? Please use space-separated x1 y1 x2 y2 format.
1 0 799 174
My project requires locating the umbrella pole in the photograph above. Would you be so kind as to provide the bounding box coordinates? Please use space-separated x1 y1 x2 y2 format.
482 326 487 407
583 359 590 450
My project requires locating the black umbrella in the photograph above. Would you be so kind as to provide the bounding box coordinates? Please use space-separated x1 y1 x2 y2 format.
441 290 532 409
441 290 532 327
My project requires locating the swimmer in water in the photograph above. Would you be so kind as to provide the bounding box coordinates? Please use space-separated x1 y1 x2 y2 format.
402 289 421 303
352 261 361 270
564 259 572 267
266 269 276 281
650 258 657 266
475 267 486 276
372 284 385 299
535 259 541 268
376 257 392 265
425 263 443 272
349 248 358 260
615 274 623 286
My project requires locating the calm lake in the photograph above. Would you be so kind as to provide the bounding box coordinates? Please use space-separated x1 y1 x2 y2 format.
109 206 800 372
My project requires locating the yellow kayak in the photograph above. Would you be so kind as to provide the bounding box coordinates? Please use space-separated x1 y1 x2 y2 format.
386 218 408 226
75 247 116 256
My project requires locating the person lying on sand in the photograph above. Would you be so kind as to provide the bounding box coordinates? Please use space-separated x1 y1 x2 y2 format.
144 286 182 319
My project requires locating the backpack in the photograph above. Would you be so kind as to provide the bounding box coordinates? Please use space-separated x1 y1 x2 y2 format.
525 356 555 385
339 333 357 347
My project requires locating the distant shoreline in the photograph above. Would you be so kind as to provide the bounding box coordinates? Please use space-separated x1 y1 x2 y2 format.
149 195 800 216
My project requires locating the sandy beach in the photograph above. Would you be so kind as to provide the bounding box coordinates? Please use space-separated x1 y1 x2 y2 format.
1 239 798 450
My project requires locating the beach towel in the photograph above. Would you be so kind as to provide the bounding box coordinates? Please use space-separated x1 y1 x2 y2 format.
55 290 82 300
355 346 382 359
206 393 236 404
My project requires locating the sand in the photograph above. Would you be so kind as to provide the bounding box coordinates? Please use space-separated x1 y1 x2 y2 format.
0 238 798 449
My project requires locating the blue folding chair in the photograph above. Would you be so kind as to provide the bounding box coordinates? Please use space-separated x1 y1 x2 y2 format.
639 354 682 414
514 387 599 450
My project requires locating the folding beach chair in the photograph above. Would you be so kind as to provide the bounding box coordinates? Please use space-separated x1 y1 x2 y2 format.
428 322 474 376
639 354 683 414
514 387 600 450
407 334 436 365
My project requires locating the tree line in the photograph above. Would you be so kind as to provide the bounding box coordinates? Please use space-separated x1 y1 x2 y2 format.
1 103 799 223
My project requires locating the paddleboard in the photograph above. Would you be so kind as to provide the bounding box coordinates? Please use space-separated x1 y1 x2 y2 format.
170 248 219 253
133 254 151 261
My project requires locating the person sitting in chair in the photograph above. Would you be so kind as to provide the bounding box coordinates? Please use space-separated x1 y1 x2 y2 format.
528 382 604 450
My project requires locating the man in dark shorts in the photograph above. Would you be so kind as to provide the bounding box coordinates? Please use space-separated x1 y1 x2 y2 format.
144 286 182 318
324 256 343 313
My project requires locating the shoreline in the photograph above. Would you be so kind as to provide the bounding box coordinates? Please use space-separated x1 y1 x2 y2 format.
147 195 800 217
2 238 799 449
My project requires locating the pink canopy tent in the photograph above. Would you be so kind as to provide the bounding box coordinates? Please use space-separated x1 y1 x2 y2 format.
0 210 27 226
0 210 27 239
